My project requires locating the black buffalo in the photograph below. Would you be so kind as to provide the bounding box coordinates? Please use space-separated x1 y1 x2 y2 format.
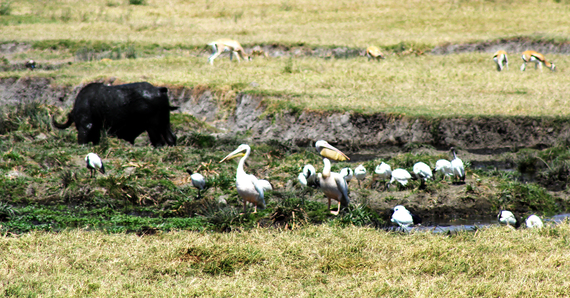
53 82 177 147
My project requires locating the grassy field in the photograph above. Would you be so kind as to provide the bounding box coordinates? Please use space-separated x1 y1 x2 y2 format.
1 0 570 117
2 53 570 116
2 225 570 297
1 0 570 47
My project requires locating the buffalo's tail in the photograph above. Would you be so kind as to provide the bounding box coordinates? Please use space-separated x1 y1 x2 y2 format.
52 113 74 129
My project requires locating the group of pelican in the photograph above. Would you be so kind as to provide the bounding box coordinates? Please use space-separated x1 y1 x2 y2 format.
219 141 468 216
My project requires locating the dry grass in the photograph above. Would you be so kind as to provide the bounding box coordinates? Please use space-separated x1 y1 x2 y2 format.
2 224 570 297
4 53 570 116
1 0 570 47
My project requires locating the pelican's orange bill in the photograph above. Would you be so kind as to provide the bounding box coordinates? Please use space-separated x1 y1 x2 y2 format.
320 148 349 161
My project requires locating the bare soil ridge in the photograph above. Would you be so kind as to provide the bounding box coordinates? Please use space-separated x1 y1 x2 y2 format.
2 77 569 152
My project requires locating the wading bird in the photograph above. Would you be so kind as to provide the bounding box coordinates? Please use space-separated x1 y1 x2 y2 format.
314 140 350 215
450 147 465 183
388 168 412 189
354 164 366 187
220 144 267 213
413 161 433 189
434 159 453 181
493 50 508 71
208 39 251 65
520 50 555 71
366 46 384 61
391 205 422 229
375 162 392 190
525 214 544 229
340 167 354 183
497 210 521 229
85 152 105 178
298 164 317 188
186 169 206 198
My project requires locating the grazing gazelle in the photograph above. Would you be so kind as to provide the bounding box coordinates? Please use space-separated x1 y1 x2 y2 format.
492 50 508 71
207 39 251 65
520 50 555 71
366 46 384 61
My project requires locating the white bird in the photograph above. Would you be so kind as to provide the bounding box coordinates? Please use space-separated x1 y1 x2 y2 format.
299 164 317 187
85 153 105 178
257 179 273 192
497 210 521 229
375 162 392 180
413 161 433 189
316 158 350 215
450 147 465 183
354 164 366 187
526 215 544 229
388 168 412 188
434 159 453 180
220 144 267 213
391 205 422 229
375 162 392 190
340 167 353 183
314 140 350 215
187 169 206 198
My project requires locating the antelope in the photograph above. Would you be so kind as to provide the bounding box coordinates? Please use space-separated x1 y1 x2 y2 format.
365 46 384 61
207 39 251 65
520 50 555 71
251 45 269 58
492 50 508 71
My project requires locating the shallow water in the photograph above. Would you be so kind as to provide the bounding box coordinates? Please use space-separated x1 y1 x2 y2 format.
395 213 570 233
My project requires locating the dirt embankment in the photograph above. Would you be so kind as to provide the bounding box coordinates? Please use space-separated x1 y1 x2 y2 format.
432 37 570 55
2 76 570 152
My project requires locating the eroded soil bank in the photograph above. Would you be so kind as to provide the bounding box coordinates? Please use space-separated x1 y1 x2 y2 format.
4 76 569 152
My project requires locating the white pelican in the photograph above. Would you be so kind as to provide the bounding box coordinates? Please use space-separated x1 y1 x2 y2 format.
434 159 453 181
391 205 422 229
497 210 521 229
388 168 412 188
450 147 465 183
340 167 354 183
220 144 267 213
413 161 433 189
316 158 350 215
314 140 350 214
187 169 206 198
85 153 105 178
354 164 366 187
526 215 544 229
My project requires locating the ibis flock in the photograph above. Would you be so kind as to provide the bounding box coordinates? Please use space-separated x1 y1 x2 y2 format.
83 139 547 230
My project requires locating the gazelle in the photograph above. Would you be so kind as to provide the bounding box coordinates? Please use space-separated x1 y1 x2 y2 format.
366 46 384 61
207 39 251 65
520 50 555 71
492 50 508 71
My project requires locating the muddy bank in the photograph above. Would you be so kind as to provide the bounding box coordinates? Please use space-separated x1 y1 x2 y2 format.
432 37 570 55
2 76 570 152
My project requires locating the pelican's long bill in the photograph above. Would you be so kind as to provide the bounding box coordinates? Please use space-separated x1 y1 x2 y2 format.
315 140 350 161
220 150 246 163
